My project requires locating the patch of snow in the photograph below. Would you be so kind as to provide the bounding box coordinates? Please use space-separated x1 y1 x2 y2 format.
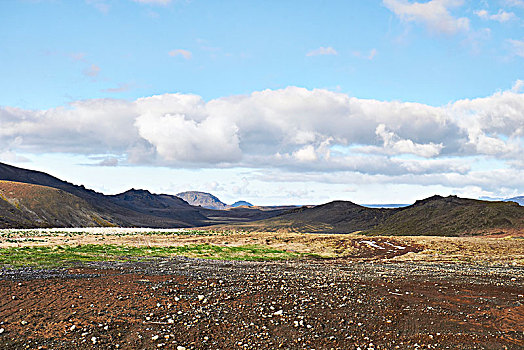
360 240 385 249
383 241 406 250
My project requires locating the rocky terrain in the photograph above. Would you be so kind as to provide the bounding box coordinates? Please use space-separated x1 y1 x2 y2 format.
0 256 522 349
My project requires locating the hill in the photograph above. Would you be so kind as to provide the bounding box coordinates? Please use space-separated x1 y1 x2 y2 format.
176 191 228 210
227 201 395 233
506 196 524 206
231 201 253 207
366 195 524 236
0 181 114 228
226 195 524 236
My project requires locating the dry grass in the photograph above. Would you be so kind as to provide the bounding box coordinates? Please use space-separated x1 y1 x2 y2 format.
0 228 522 265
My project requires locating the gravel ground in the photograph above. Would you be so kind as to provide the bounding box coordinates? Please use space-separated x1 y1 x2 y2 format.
0 257 522 350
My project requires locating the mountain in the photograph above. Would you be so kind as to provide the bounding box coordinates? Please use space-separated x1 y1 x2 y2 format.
231 201 253 207
226 195 524 236
176 191 229 210
0 162 287 228
505 196 524 206
227 201 395 233
366 195 524 236
0 180 114 228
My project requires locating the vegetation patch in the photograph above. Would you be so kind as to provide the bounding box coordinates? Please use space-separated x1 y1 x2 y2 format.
0 243 307 267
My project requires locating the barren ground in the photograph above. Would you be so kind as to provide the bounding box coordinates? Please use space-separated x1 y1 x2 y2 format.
0 229 522 349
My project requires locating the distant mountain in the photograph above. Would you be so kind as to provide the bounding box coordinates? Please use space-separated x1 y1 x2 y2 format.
360 204 410 208
227 195 524 236
231 201 253 207
0 180 113 228
176 191 228 210
505 196 524 206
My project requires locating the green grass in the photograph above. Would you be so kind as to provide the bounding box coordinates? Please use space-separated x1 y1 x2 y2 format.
0 243 307 267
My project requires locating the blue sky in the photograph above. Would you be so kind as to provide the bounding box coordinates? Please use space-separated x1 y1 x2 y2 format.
1 0 524 205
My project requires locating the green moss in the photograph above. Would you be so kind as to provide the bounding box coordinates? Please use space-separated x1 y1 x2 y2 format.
0 243 309 267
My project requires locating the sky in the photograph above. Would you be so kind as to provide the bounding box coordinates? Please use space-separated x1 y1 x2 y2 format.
1 0 523 205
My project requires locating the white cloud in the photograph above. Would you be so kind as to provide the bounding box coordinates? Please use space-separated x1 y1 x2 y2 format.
168 49 192 60
383 0 470 35
0 85 523 194
306 47 338 56
475 9 516 22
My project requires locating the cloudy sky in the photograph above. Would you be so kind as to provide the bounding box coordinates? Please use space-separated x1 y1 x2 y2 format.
1 0 523 205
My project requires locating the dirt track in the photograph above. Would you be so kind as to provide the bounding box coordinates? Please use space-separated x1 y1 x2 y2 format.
0 257 522 350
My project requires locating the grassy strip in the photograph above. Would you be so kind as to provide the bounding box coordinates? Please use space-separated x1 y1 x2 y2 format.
0 243 307 267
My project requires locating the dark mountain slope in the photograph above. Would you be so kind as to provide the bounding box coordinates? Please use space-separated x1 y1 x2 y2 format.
108 189 208 224
0 181 114 228
0 162 204 227
366 195 524 236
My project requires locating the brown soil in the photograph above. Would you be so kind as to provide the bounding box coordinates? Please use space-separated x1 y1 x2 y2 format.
0 256 522 350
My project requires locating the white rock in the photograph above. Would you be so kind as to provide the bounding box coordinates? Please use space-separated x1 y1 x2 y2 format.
0 328 4 334
273 310 283 316
70 325 76 331
152 335 159 340
197 295 205 301
91 337 97 344
177 346 186 350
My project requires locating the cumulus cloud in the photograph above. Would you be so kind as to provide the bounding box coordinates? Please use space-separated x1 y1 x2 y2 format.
383 0 470 35
475 9 516 22
306 47 338 56
168 49 192 59
0 85 523 192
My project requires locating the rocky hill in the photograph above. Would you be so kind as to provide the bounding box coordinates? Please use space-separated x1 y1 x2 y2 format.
176 191 229 210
